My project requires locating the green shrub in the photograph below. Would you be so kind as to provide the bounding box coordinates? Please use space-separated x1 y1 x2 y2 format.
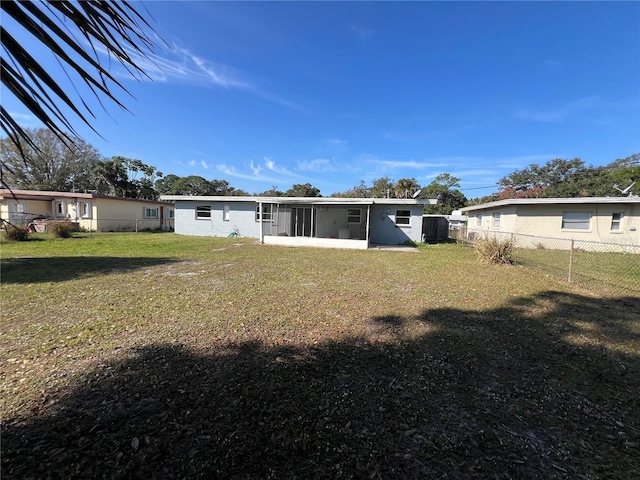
3 224 29 241
474 236 514 265
48 221 76 238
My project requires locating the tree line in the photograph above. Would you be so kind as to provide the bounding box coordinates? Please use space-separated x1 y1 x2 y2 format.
2 128 637 211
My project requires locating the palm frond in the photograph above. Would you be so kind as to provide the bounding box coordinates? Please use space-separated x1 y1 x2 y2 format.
0 0 162 152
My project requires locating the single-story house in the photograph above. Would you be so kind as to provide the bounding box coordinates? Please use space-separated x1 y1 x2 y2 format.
160 195 436 249
0 189 174 232
460 197 640 249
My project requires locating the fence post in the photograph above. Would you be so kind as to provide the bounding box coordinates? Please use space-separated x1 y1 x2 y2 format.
135 219 138 233
568 239 574 283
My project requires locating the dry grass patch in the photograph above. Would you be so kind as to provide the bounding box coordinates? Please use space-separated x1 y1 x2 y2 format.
2 233 638 479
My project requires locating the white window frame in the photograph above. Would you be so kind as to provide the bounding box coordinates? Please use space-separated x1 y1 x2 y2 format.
144 207 159 219
168 209 174 219
223 205 230 221
54 200 65 218
492 212 501 228
477 214 483 227
561 211 591 230
347 208 362 224
256 204 272 222
395 209 411 226
196 205 212 219
80 201 92 219
611 212 623 232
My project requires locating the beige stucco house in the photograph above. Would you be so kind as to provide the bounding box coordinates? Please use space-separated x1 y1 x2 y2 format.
0 189 174 232
460 197 640 250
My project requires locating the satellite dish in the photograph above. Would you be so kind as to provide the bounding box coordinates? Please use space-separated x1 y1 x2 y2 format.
613 182 636 196
412 189 422 199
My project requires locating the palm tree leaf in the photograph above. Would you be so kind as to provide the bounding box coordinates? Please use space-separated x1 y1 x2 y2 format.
1 0 162 159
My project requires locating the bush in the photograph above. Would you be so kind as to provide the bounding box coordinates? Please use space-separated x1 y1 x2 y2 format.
474 236 515 265
48 221 76 238
3 224 29 241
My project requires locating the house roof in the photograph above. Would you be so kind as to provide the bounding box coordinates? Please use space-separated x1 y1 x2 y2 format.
0 189 171 206
460 196 640 213
160 195 437 206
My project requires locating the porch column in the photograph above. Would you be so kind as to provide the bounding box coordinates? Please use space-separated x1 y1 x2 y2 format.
258 201 264 244
365 204 371 247
311 206 315 238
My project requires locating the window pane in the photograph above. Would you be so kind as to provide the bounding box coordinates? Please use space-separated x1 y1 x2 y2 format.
196 205 211 219
611 213 623 231
562 211 590 230
347 208 361 224
493 212 501 228
395 210 411 226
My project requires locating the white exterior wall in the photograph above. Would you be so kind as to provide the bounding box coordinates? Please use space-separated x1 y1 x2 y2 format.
173 199 426 246
369 204 423 245
175 201 260 238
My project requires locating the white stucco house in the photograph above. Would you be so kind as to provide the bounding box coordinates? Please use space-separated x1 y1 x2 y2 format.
161 195 436 249
460 197 640 249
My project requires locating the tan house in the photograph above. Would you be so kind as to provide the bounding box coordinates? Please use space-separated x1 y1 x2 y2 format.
0 190 174 232
460 197 640 250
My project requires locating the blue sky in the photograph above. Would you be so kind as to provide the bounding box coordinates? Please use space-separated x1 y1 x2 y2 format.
5 1 640 197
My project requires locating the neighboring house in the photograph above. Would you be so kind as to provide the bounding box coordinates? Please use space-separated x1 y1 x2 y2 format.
460 197 640 249
447 210 468 230
161 195 436 249
0 189 174 232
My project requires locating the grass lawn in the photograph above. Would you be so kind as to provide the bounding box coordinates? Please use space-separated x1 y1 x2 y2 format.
1 232 639 479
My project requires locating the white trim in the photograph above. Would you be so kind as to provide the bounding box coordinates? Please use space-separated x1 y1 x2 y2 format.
461 196 640 212
160 195 436 206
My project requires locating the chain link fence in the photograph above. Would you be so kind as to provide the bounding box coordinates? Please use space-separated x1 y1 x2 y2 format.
451 227 640 296
2 211 173 233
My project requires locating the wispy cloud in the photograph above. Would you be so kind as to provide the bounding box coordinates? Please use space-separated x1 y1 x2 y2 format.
496 154 558 169
516 96 602 122
350 24 374 43
94 41 302 110
263 157 300 177
296 158 335 172
216 158 303 184
371 159 461 169
200 161 209 170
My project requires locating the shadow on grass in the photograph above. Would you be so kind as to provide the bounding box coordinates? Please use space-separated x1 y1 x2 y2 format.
2 292 639 478
1 256 179 284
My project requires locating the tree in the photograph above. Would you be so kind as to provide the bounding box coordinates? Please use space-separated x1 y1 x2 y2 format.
91 156 162 199
394 178 420 199
169 176 213 196
1 0 161 189
331 180 370 198
257 186 285 197
0 127 101 191
92 158 129 197
423 173 467 215
371 177 394 198
284 183 321 197
496 156 640 198
497 158 588 198
154 174 181 196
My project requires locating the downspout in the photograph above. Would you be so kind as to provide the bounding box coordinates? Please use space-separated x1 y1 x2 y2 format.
258 201 264 244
